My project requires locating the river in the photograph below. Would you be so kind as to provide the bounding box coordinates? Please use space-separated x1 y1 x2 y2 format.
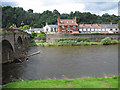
2 45 118 84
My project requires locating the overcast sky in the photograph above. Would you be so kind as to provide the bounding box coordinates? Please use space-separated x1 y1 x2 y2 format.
0 0 119 16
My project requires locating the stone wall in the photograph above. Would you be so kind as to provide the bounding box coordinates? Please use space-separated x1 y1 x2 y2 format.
1 33 30 63
46 34 119 42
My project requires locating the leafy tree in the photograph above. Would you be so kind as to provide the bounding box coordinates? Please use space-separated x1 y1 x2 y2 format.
118 20 120 29
30 32 37 38
19 26 23 30
33 24 38 28
28 9 33 13
23 25 29 30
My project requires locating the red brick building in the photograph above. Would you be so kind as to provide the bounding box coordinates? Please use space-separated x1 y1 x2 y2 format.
57 17 79 34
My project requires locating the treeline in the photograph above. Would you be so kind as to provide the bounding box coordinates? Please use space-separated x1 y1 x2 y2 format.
2 6 118 28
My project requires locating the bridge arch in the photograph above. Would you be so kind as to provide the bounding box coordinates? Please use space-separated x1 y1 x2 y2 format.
2 40 14 63
17 36 22 45
25 37 27 40
17 36 23 49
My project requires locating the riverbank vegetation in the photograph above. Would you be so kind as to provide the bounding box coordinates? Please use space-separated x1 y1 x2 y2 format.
2 76 118 88
30 37 120 47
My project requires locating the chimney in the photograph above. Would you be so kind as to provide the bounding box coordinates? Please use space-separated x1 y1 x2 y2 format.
58 17 60 24
74 16 77 23
110 22 112 25
46 22 48 26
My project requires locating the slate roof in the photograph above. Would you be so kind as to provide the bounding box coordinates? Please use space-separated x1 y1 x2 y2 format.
99 24 118 28
48 25 57 28
30 28 43 31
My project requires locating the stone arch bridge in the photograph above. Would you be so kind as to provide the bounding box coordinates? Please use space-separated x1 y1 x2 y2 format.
0 30 30 63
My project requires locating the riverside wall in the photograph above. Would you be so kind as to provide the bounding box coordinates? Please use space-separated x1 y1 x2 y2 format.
46 34 119 42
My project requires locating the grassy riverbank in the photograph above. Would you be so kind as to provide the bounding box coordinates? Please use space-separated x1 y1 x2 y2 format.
30 42 103 47
2 76 118 88
30 37 120 47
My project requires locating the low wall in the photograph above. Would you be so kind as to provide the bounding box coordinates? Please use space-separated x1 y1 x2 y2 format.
46 34 119 42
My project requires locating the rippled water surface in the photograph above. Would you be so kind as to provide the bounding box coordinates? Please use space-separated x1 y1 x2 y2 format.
2 45 118 84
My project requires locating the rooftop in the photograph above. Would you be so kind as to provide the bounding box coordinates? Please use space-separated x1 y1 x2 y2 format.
79 24 106 29
48 25 57 28
99 24 118 28
58 19 78 26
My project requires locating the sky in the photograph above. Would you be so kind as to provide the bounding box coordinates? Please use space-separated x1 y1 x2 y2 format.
0 0 119 16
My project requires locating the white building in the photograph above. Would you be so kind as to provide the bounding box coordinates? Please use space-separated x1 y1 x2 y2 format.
79 24 108 33
79 24 119 34
24 28 43 34
43 23 57 33
100 24 119 33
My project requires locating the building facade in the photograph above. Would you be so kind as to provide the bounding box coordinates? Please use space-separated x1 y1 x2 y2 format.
100 23 119 33
79 23 119 34
79 24 107 33
24 28 43 34
43 23 57 33
57 17 79 34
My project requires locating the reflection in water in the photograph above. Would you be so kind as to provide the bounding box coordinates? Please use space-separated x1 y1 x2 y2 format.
2 45 118 84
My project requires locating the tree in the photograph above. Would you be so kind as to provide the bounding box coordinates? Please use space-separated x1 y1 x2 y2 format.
23 25 29 30
2 6 119 28
28 9 33 13
118 20 120 29
30 32 37 38
33 24 38 28
53 9 60 16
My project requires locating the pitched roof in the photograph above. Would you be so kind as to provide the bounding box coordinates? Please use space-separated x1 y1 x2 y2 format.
79 24 106 29
58 19 78 26
99 24 118 28
100 31 109 33
48 25 57 28
72 31 79 34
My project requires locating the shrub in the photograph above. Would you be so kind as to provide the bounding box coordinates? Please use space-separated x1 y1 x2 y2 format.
57 38 75 42
30 32 37 38
111 40 118 44
101 37 111 45
117 38 119 41
34 40 44 43
76 38 90 42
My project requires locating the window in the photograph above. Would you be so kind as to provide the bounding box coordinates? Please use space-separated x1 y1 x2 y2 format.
110 29 112 31
51 28 53 32
88 29 90 31
73 25 76 29
91 29 94 31
46 28 48 31
61 26 64 29
67 25 70 28
54 28 56 32
62 30 66 33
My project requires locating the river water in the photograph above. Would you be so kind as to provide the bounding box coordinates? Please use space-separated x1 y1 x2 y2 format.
2 45 118 84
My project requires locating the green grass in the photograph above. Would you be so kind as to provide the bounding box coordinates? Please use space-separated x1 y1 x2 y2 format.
30 42 103 47
2 76 118 88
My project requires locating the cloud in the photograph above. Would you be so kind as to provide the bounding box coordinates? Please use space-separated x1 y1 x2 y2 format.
84 2 117 11
82 2 118 15
0 0 18 7
16 0 85 14
0 0 119 15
